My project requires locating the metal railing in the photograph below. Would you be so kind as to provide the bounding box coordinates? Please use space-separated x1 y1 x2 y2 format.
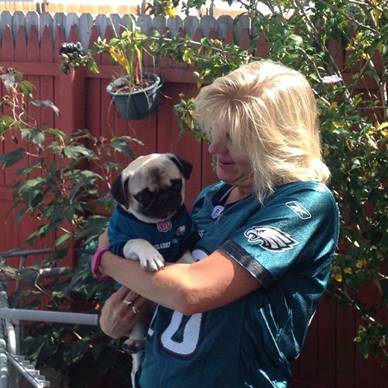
0 248 99 388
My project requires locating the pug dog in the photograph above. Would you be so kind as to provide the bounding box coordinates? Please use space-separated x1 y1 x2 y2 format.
106 153 198 386
108 153 197 269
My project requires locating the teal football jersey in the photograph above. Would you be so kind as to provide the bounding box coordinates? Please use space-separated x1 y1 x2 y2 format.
137 181 339 388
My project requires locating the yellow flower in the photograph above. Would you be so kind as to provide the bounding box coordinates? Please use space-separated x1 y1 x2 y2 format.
356 259 367 269
332 120 343 129
182 48 192 65
165 1 176 17
335 273 343 282
373 10 382 21
343 267 353 275
377 122 388 138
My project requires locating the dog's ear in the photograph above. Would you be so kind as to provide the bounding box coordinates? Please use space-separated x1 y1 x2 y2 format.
111 173 129 208
168 154 193 180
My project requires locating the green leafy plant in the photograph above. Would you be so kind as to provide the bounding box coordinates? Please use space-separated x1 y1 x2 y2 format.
0 66 140 386
60 16 154 92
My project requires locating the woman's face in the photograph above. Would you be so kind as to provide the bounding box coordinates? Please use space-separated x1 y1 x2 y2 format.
208 128 253 188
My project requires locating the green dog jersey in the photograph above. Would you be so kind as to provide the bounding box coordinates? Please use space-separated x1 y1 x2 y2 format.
137 181 339 388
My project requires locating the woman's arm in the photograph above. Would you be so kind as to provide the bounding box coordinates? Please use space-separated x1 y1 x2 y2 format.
99 249 260 315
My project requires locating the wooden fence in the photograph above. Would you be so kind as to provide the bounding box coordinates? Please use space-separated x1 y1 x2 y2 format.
0 11 386 388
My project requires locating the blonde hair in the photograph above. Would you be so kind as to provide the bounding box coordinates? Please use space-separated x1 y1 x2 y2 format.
194 60 330 203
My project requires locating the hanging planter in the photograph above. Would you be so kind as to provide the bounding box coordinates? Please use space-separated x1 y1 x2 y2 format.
60 16 163 121
106 73 162 120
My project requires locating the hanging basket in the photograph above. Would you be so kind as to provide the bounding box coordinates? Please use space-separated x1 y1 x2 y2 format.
106 73 162 120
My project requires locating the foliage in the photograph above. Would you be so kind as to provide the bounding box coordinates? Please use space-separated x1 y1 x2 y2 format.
20 243 132 388
0 66 139 385
60 15 153 90
145 0 179 17
0 70 138 246
268 0 388 361
157 35 250 85
61 24 249 95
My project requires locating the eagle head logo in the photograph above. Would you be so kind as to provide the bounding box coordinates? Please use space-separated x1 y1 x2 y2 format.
244 226 298 252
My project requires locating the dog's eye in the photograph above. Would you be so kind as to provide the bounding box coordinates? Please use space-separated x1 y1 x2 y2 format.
170 179 182 192
135 190 153 203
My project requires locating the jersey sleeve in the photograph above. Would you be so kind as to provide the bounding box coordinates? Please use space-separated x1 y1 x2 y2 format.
218 184 339 289
107 207 135 257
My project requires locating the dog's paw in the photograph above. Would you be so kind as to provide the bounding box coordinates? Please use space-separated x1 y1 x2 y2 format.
139 246 165 272
123 239 165 271
122 338 145 354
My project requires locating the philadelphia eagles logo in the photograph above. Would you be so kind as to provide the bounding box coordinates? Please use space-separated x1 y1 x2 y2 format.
244 226 298 252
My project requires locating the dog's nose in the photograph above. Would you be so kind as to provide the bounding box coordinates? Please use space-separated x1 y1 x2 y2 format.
160 192 172 201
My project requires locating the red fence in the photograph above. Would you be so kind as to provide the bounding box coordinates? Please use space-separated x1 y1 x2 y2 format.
0 12 386 388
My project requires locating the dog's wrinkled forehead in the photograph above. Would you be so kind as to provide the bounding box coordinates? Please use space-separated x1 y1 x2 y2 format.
123 154 181 192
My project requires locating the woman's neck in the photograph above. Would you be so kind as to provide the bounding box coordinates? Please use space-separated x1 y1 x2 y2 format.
225 185 253 205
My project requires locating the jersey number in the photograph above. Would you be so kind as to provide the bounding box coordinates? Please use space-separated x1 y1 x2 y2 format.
148 309 203 357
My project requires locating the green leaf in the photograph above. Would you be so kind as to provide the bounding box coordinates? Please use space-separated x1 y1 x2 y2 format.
26 226 47 244
17 160 43 176
74 216 109 241
20 127 45 148
46 127 66 141
82 170 102 180
17 177 45 204
65 169 102 199
0 115 16 135
0 148 26 167
111 138 135 158
18 80 34 96
63 145 95 159
103 161 122 171
55 233 72 247
14 206 29 224
88 59 99 74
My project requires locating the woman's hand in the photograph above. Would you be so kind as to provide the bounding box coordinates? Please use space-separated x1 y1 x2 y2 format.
99 286 149 339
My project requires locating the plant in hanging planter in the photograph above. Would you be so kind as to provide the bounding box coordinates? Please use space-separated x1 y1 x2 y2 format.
60 19 162 120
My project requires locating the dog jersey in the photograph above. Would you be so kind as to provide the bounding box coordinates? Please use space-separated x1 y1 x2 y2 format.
108 205 198 262
137 181 339 388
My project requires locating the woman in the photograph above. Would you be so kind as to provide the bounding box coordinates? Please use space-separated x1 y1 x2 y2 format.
94 60 339 387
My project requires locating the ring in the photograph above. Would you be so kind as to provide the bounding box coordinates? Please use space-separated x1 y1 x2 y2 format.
131 305 140 315
123 299 132 306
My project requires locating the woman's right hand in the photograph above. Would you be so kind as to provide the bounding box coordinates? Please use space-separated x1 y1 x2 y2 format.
99 286 148 339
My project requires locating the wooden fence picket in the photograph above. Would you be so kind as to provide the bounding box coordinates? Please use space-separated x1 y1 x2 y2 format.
217 15 233 42
183 16 200 39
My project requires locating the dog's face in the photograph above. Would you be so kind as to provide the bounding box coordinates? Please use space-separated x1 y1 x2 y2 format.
111 153 192 223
